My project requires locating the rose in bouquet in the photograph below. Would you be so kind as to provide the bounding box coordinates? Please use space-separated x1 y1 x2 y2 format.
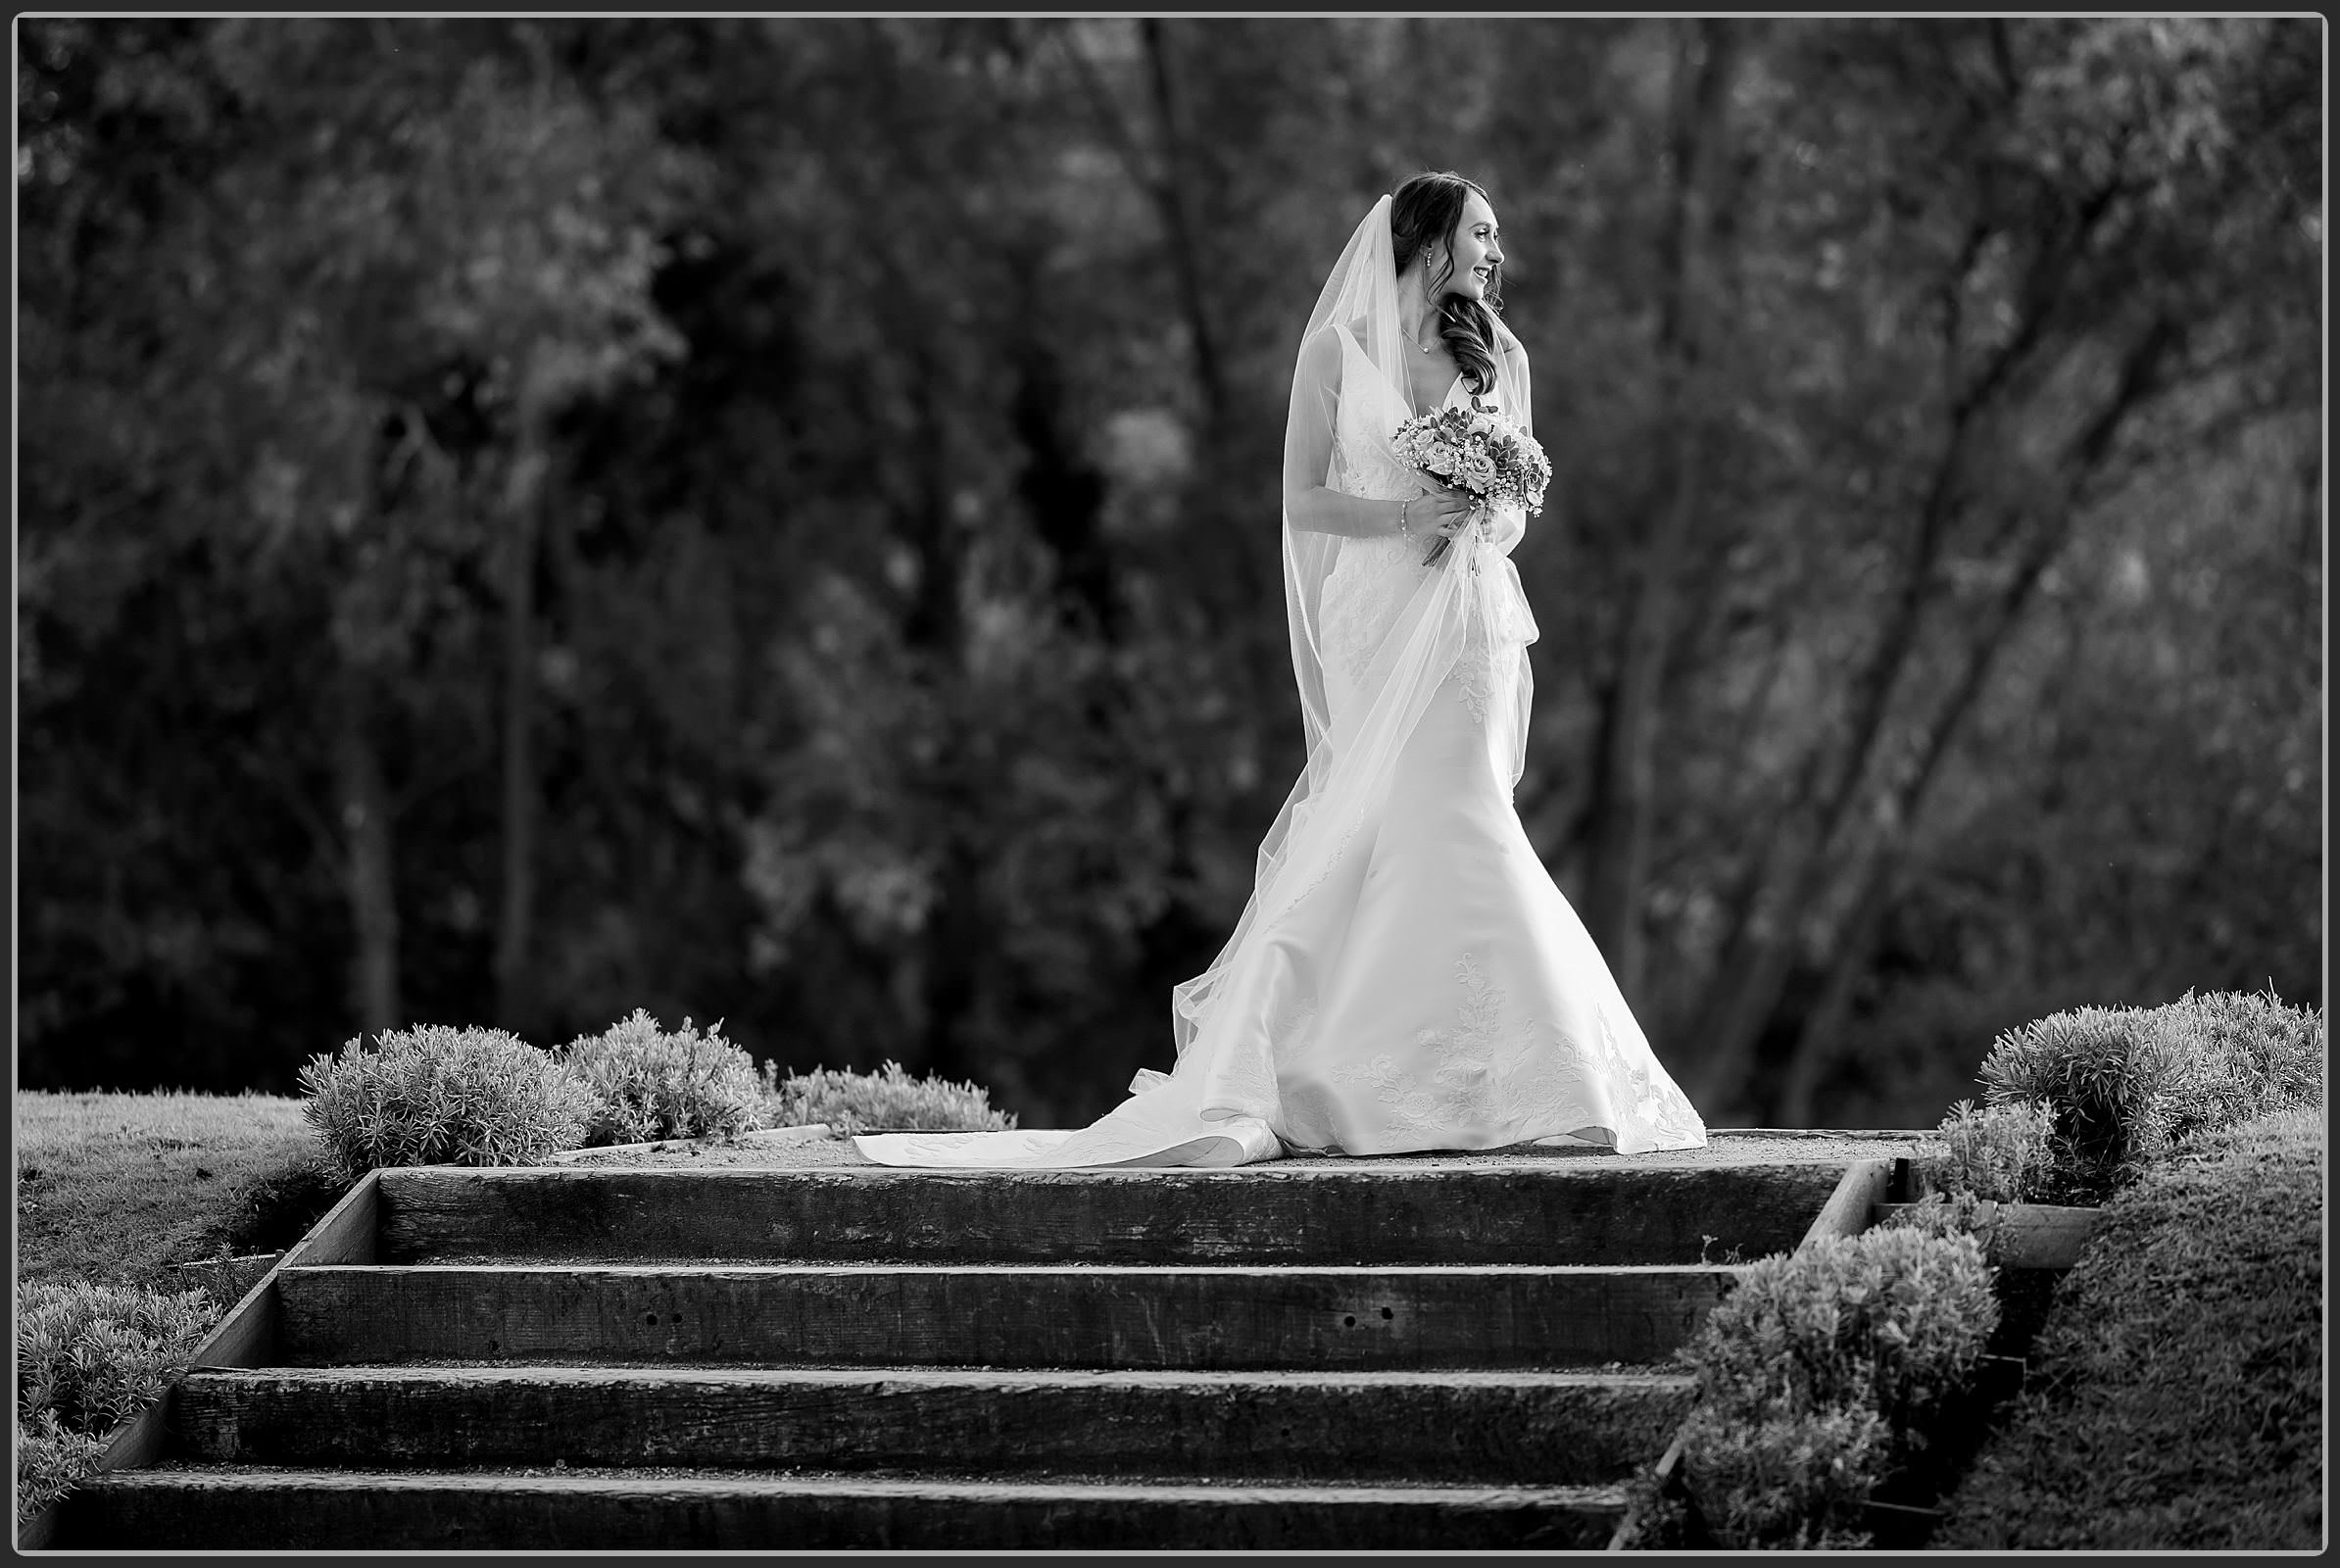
1390 406 1552 564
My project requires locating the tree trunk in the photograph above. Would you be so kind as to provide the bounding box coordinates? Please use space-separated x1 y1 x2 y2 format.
493 425 549 1036
1581 18 1739 1011
1139 19 1227 439
1136 20 1270 648
898 336 983 1086
919 834 981 1088
334 668 400 1039
1773 858 1892 1127
1714 318 2178 1119
1012 334 1120 641
1677 175 2139 1107
901 339 963 659
1769 489 2090 1126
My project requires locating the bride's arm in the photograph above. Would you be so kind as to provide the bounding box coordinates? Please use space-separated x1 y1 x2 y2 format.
1282 328 1406 539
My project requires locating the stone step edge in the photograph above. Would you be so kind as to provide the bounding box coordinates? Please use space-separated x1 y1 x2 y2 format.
480 1128 1928 1172
87 1466 1630 1510
283 1261 1735 1278
273 1260 1733 1368
170 1362 1688 1487
180 1364 1694 1389
544 1126 836 1163
396 1157 1820 1183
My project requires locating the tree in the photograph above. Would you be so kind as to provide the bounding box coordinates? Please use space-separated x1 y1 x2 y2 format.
19 19 2318 1129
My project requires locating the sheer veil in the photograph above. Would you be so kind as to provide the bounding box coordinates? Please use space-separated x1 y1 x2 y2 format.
1275 193 1533 766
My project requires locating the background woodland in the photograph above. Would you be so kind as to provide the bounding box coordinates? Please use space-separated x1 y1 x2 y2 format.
18 18 2322 1127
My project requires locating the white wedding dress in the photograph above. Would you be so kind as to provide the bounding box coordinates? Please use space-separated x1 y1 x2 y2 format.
857 198 1705 1171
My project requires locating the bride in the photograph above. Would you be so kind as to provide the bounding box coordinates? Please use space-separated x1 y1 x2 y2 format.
858 172 1706 1168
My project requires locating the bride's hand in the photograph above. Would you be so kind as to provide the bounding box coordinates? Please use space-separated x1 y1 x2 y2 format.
1402 479 1474 543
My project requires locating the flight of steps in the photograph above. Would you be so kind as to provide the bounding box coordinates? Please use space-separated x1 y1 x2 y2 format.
53 1157 1847 1549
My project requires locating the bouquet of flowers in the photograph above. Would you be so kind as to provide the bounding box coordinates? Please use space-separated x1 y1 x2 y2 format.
1390 406 1552 564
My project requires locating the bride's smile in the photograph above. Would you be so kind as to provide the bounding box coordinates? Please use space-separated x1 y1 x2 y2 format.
1407 187 1505 314
1441 192 1504 304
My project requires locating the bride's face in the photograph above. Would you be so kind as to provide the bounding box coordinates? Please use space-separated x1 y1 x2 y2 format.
1439 191 1504 304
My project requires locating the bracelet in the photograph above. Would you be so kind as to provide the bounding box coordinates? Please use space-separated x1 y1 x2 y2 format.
1399 499 1411 536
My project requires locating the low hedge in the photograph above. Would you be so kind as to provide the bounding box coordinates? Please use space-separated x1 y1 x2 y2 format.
561 1010 763 1147
1638 1227 2002 1549
1978 988 2322 1202
16 1281 217 1523
760 1059 1016 1137
298 1017 1022 1179
299 1024 593 1180
1627 986 2322 1550
1928 1107 2321 1550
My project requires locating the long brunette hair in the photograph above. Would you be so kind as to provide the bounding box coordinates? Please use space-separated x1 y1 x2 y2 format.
1389 171 1503 397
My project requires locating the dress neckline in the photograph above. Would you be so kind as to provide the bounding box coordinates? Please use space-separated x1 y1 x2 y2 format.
1334 322 1485 417
1415 371 1464 418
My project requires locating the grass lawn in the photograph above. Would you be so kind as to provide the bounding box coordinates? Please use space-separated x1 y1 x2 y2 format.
15 1092 346 1295
1930 1106 2323 1550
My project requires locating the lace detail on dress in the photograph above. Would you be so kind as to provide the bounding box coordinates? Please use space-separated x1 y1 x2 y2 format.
1319 331 1452 702
1588 1001 1707 1152
1270 989 1321 1067
1452 629 1498 723
1320 533 1432 697
1321 358 1530 732
1329 953 1586 1142
1198 958 1326 1127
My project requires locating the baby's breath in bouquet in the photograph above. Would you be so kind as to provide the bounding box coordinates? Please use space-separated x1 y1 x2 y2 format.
1391 406 1552 564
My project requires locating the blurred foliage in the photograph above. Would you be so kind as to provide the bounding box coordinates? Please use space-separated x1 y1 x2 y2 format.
18 19 2321 1127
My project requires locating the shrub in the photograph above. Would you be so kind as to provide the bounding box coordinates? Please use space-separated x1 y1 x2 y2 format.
1930 1108 2321 1549
299 1024 593 1179
2152 986 2325 1145
1679 1403 1889 1550
17 1410 104 1523
17 1280 218 1436
1686 1229 2000 1438
16 1280 216 1522
1977 1005 2177 1201
1916 1099 2058 1203
1674 1228 2001 1550
561 1010 765 1147
1977 990 2326 1202
760 1059 1017 1136
1613 1455 1693 1549
1876 1189 2009 1265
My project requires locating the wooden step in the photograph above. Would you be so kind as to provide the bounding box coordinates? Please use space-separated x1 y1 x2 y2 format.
169 1364 1693 1484
275 1262 1736 1370
373 1163 1838 1266
58 1467 1627 1550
